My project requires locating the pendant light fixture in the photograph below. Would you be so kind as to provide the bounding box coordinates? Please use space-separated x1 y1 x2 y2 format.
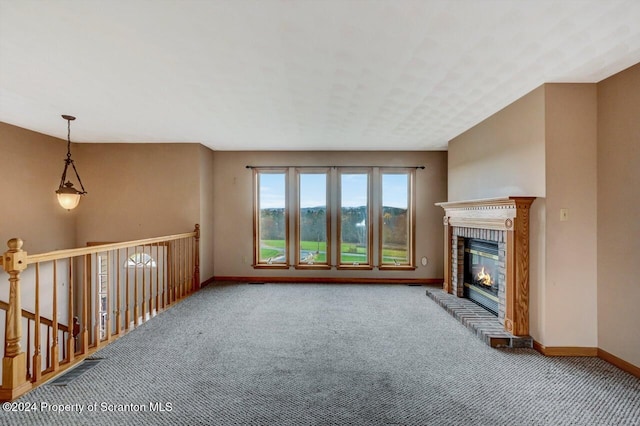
56 115 87 210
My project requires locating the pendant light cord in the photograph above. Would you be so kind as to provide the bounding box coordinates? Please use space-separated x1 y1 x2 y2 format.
67 118 72 159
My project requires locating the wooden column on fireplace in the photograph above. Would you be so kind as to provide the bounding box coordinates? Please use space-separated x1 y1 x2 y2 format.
436 197 535 336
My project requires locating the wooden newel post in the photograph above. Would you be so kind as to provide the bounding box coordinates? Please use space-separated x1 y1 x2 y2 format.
1 238 32 401
193 224 200 291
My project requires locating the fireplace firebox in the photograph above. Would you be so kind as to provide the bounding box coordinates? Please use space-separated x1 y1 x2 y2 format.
464 239 499 316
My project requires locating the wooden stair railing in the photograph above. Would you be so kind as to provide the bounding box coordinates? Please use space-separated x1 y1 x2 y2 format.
0 300 70 380
0 224 201 401
0 300 70 334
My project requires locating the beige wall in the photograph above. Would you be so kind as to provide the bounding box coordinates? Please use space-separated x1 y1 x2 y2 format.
0 123 75 376
73 142 216 282
597 63 640 366
74 143 202 245
544 84 598 347
212 151 447 280
447 83 602 350
447 68 640 368
0 122 77 253
199 145 216 282
448 85 546 201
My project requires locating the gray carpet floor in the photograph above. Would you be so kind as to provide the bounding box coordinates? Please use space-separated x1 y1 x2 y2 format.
2 283 639 425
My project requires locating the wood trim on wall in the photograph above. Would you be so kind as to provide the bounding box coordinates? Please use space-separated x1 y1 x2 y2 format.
597 348 640 379
213 276 443 285
443 217 452 293
534 341 640 379
533 340 598 357
200 276 216 287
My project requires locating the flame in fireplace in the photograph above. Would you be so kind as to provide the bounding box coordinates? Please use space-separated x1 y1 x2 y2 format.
476 267 493 286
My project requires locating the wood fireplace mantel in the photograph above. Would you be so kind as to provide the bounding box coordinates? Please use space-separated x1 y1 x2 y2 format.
436 197 535 336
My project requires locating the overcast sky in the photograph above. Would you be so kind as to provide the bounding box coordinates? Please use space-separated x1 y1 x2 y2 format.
259 172 408 209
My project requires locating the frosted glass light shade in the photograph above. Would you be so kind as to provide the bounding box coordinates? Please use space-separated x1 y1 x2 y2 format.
56 183 82 210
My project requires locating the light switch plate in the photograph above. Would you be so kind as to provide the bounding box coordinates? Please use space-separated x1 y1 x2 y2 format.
560 208 569 221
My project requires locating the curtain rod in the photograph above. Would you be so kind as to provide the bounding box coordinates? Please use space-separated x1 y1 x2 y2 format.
245 165 425 169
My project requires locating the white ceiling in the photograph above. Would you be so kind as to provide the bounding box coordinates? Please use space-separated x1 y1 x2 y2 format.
1 0 639 151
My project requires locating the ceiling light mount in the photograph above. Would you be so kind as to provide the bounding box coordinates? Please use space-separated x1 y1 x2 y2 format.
56 114 87 210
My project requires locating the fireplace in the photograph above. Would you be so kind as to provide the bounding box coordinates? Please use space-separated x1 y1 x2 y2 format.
436 197 535 336
464 239 500 316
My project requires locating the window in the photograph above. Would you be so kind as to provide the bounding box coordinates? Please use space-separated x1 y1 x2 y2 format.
338 170 372 268
97 254 109 340
379 170 415 269
125 252 157 268
253 169 289 267
296 170 330 268
251 166 417 271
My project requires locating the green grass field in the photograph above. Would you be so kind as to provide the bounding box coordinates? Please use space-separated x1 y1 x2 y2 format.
260 239 407 264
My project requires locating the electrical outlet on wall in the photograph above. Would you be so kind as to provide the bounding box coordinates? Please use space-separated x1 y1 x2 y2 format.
560 208 569 221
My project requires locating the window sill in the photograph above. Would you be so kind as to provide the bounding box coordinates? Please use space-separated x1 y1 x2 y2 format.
378 265 417 271
252 264 290 269
294 264 332 270
336 265 374 270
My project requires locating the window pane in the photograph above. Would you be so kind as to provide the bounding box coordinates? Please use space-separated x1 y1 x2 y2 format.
299 173 327 264
340 173 368 265
382 173 409 264
259 173 286 263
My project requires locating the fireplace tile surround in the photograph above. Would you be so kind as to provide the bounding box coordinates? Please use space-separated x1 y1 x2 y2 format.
436 197 535 337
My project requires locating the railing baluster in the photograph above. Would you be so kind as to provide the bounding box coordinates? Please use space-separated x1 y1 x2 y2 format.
169 241 174 305
134 246 139 326
174 239 178 303
32 263 41 381
175 240 179 301
173 240 178 301
105 251 111 342
67 257 75 362
26 320 31 380
143 246 147 319
182 238 187 297
149 245 154 317
62 332 66 361
116 249 121 336
51 259 59 371
190 235 194 292
162 242 167 310
185 238 189 295
81 255 89 354
125 246 131 330
94 254 101 348
155 243 160 315
194 224 200 291
180 238 184 299
45 327 50 373
186 237 191 295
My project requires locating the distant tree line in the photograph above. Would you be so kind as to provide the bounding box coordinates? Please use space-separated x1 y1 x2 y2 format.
382 206 408 246
260 206 407 245
260 208 286 240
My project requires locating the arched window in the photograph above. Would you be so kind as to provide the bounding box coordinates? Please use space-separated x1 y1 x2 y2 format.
125 252 157 268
